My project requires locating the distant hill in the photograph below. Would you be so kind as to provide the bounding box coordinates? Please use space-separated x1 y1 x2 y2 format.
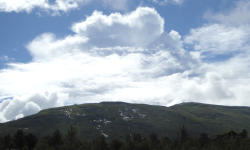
1 102 250 141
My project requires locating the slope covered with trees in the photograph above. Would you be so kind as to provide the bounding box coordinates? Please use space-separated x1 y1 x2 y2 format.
1 102 250 142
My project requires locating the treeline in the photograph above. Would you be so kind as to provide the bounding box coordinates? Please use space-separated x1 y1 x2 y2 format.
0 125 250 150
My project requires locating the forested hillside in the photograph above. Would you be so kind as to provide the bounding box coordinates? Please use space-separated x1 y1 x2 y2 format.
1 102 250 142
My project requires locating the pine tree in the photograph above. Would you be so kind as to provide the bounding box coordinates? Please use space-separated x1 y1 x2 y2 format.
14 129 25 149
149 133 159 148
49 129 63 147
93 135 108 150
132 133 142 143
3 134 11 149
65 124 78 146
199 133 209 149
110 137 123 150
25 133 38 150
180 125 189 143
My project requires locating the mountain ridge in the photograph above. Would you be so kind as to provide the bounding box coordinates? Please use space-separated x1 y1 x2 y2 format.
1 102 250 141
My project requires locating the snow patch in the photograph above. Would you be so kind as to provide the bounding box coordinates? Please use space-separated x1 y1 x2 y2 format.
118 109 125 116
102 133 108 138
138 113 146 118
104 119 111 124
65 110 70 116
132 109 138 113
123 116 131 121
65 110 73 119
94 119 102 122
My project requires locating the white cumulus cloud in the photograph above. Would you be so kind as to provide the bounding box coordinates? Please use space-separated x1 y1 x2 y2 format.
0 92 68 122
27 33 88 60
71 7 164 48
184 24 250 56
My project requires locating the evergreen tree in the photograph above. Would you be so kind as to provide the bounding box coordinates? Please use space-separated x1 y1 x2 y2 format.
149 133 158 145
14 129 25 149
49 129 63 147
93 135 108 150
9 141 15 149
149 133 159 149
161 136 171 147
215 136 226 149
25 133 38 150
132 133 142 143
125 134 134 150
3 134 11 149
110 137 123 150
81 141 92 150
199 133 209 149
126 134 131 144
65 124 78 146
137 138 151 150
180 125 189 143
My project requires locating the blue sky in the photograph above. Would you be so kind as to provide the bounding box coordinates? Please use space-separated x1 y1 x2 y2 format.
1 0 250 122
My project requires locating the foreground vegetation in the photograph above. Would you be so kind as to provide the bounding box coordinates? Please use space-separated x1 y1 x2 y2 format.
1 124 250 150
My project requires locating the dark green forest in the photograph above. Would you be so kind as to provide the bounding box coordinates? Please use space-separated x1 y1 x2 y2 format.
1 124 250 150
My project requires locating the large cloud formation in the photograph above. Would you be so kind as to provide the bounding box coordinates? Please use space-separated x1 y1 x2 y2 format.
1 4 250 122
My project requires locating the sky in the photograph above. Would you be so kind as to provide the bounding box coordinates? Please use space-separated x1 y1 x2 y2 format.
0 0 250 122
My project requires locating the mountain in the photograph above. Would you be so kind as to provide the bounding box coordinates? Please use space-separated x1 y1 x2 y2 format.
1 102 250 141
